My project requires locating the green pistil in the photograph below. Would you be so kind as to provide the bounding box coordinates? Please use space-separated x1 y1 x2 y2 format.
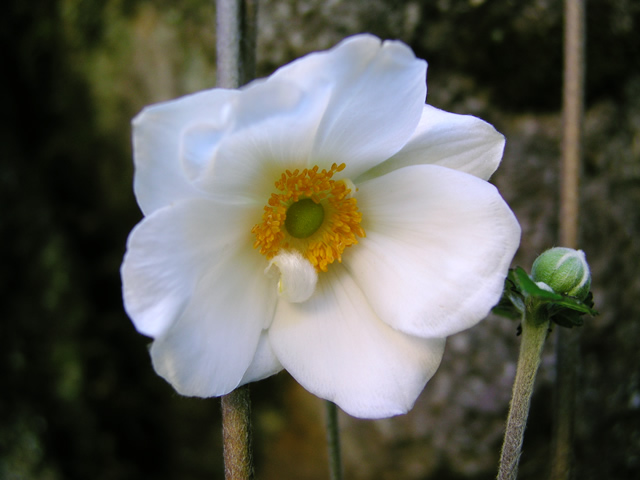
285 198 325 239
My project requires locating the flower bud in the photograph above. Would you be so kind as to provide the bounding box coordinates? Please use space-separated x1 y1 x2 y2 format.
531 247 591 300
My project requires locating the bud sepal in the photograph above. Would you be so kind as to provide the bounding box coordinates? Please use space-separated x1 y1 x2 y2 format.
493 265 597 329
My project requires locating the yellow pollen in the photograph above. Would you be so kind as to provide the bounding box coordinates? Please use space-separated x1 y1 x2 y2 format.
251 163 365 272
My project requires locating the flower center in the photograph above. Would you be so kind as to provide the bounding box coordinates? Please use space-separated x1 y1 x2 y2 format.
284 198 325 239
251 163 365 272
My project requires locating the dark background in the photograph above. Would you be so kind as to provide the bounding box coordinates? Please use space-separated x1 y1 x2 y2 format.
2 1 639 479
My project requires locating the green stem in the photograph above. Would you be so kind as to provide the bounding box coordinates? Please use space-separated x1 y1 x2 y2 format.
497 308 550 480
325 401 343 480
221 386 254 480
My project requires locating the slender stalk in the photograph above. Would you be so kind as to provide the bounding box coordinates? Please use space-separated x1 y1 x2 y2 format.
551 1 585 479
325 401 344 480
550 328 579 480
497 309 550 480
559 0 584 250
221 386 254 480
216 0 258 88
216 2 258 479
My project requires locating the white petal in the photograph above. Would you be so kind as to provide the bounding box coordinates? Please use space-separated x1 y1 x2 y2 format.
132 89 239 215
239 332 283 386
266 250 318 303
122 197 280 395
346 165 520 339
269 265 446 419
357 105 505 183
149 238 277 396
122 198 261 337
197 78 333 203
269 34 427 179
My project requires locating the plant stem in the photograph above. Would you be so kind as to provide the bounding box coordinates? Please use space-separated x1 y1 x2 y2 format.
550 328 579 480
552 1 585 478
325 401 343 480
559 0 584 250
221 386 254 480
216 0 257 88
216 2 258 479
497 309 550 480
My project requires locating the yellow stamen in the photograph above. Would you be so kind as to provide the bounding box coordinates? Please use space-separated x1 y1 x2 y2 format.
251 163 365 272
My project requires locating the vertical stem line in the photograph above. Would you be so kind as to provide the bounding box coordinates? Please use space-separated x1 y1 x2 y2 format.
216 1 258 479
325 401 344 480
552 2 585 479
497 312 551 480
560 0 584 249
216 0 240 88
216 0 258 88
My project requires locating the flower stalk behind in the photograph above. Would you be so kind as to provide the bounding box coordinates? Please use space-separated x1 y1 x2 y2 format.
216 1 257 478
325 401 343 480
553 2 586 477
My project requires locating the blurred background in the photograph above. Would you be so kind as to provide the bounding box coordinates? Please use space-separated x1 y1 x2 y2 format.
2 0 639 479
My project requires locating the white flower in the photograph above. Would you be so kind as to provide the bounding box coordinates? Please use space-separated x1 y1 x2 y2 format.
121 34 521 419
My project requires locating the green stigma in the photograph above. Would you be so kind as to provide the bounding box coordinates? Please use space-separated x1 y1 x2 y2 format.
285 198 325 239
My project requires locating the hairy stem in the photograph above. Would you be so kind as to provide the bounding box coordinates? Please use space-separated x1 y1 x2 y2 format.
497 310 550 480
221 386 254 480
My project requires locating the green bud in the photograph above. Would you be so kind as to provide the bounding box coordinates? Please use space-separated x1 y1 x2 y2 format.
531 247 591 300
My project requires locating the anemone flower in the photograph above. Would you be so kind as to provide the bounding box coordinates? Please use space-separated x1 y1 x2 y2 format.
121 34 520 419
